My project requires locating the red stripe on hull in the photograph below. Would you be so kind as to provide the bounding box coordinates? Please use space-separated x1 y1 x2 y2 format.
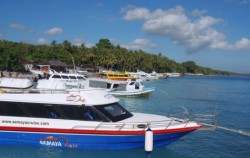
0 126 202 135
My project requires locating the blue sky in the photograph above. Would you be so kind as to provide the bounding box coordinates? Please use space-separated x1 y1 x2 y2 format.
1 0 250 73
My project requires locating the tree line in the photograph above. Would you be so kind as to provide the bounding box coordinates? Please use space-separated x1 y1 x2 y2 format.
0 39 232 75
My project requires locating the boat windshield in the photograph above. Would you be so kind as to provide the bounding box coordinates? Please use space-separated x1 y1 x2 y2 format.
94 103 133 122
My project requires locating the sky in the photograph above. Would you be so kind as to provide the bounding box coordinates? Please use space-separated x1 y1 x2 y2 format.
1 0 250 73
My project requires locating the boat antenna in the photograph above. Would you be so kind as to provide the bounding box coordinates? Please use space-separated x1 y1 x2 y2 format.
72 56 76 74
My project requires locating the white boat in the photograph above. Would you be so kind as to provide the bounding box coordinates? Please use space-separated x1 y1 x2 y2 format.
0 89 202 149
48 73 88 88
109 79 155 97
128 71 160 81
88 78 155 97
0 78 33 92
29 65 52 76
167 72 182 77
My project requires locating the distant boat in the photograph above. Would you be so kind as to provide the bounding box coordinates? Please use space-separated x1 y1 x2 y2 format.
109 79 155 97
127 70 160 81
29 64 51 76
185 73 204 76
88 78 155 97
167 72 181 77
103 71 137 81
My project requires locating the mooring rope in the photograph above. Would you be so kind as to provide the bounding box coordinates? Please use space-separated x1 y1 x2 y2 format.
216 125 250 136
199 123 250 136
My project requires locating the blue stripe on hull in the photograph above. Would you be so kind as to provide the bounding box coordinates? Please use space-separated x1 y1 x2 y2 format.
0 131 190 149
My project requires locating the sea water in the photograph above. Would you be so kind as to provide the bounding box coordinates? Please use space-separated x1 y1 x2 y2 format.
0 76 250 158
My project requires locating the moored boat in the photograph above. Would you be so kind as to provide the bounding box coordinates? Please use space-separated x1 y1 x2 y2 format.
0 77 33 92
48 73 88 88
109 79 155 97
88 78 155 97
103 71 137 81
0 89 201 149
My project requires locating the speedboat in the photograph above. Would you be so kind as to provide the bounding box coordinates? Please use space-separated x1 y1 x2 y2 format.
88 78 155 97
0 77 33 92
109 79 155 97
0 89 201 149
48 73 88 88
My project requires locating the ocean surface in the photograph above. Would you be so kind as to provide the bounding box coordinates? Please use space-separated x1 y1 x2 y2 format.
1 75 250 158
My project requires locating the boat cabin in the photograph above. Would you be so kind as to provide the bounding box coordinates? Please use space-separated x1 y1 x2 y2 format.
49 73 87 88
0 101 132 122
126 80 144 91
49 73 86 80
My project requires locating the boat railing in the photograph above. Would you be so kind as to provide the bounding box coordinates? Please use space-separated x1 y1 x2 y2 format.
72 118 195 131
3 88 105 94
193 114 218 130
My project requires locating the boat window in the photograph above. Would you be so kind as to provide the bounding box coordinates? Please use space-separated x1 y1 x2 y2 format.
69 76 77 79
107 83 112 89
20 103 51 118
58 105 85 120
83 106 107 121
94 103 133 122
129 82 135 85
113 84 119 89
77 76 85 80
44 104 61 118
0 101 26 117
135 82 140 89
61 75 69 79
52 75 61 79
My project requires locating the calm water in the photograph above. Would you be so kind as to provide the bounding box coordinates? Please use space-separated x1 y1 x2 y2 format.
1 76 250 158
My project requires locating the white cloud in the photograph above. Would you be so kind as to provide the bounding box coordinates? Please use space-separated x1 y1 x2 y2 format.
192 9 207 16
232 38 250 50
8 23 35 34
122 5 250 53
45 27 63 35
121 38 157 50
85 43 94 48
123 7 151 21
72 38 94 48
73 38 84 46
37 38 48 45
9 23 24 31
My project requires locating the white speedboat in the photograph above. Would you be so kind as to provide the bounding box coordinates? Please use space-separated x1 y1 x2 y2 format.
0 89 201 149
109 79 155 97
48 73 88 88
0 77 33 92
88 78 155 97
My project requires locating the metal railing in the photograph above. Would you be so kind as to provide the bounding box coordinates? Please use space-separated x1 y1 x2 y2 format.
71 118 196 131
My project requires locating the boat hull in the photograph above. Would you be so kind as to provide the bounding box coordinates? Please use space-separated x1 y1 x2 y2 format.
110 88 155 97
0 129 193 149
